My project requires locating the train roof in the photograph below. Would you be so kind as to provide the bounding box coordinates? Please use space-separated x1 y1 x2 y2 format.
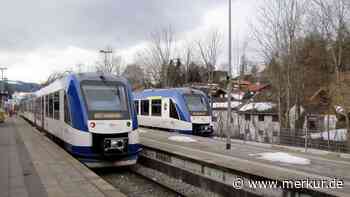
73 72 128 83
133 88 207 100
35 72 129 97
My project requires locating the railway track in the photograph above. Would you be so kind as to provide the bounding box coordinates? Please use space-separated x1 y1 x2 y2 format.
95 167 183 197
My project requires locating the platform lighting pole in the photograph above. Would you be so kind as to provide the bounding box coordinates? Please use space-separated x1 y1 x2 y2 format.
226 0 232 150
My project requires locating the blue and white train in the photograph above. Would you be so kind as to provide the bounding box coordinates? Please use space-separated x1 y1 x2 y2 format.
134 88 213 136
20 73 141 167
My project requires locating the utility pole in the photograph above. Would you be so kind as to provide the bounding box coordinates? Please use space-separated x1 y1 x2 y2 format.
226 0 232 150
99 49 113 70
0 67 7 81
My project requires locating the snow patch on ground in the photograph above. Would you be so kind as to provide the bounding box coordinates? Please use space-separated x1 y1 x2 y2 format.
168 135 197 143
251 152 310 165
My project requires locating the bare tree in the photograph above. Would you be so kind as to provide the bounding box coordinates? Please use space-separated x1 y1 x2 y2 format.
252 0 309 131
136 26 176 87
196 29 223 83
312 0 350 145
41 71 72 87
178 40 197 84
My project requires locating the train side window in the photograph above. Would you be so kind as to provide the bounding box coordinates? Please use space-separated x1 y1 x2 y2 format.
49 94 54 118
64 94 71 125
141 100 149 116
151 99 162 116
134 100 139 115
41 97 44 117
45 95 49 117
170 99 179 120
53 92 60 120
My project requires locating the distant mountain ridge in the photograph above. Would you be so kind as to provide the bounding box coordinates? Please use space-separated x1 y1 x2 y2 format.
3 80 41 93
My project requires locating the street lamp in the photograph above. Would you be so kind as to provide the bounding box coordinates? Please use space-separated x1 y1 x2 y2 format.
226 0 232 150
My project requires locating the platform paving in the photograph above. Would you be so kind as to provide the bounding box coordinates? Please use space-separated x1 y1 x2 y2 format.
139 128 350 197
0 117 126 197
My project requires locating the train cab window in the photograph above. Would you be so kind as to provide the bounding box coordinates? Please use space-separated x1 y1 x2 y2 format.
141 100 149 116
134 100 139 115
151 99 162 116
170 99 179 120
184 94 208 112
64 94 71 125
53 92 60 120
49 94 54 118
82 85 127 112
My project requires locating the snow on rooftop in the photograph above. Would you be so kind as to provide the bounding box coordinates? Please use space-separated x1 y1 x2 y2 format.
240 102 275 112
250 152 311 165
213 101 241 109
168 135 197 143
310 129 347 142
335 105 345 114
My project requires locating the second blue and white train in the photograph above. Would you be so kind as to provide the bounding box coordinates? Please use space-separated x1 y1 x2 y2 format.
134 88 213 136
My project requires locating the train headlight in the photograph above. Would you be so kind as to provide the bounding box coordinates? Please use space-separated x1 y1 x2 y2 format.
90 122 96 128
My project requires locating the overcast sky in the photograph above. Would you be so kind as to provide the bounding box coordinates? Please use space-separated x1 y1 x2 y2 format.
0 0 260 83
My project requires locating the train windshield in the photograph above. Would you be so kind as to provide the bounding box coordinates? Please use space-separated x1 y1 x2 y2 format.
184 94 208 112
82 85 128 112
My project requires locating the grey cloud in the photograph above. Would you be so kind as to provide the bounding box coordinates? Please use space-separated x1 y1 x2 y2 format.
0 0 223 52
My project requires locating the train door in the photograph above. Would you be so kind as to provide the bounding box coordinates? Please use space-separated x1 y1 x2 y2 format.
41 96 45 129
161 98 172 129
34 99 38 126
162 98 170 118
58 90 64 139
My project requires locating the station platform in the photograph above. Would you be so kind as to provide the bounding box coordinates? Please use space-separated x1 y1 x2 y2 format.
139 128 350 197
0 117 126 197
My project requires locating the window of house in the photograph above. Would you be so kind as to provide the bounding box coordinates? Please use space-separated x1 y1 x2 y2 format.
134 100 139 115
170 99 179 119
53 92 60 120
272 115 279 122
151 99 162 116
273 130 278 136
258 114 264 121
245 114 251 121
49 94 54 118
141 100 149 116
258 130 264 135
64 94 71 125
